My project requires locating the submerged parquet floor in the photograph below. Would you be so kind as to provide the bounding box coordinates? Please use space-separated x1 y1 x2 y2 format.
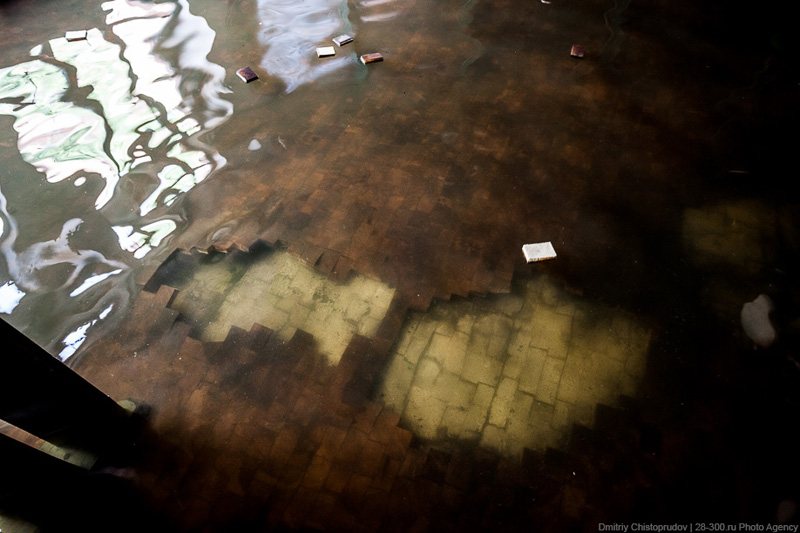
76 279 666 531
71 0 800 528
131 0 729 312
3 0 800 529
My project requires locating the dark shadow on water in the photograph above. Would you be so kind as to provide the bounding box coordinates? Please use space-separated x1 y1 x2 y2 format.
2 0 800 528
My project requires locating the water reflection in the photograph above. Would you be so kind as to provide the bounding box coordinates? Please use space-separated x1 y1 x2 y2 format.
253 0 410 93
0 186 130 359
0 0 231 359
254 0 411 92
106 0 232 128
256 0 356 92
0 281 25 314
59 303 115 361
357 0 404 23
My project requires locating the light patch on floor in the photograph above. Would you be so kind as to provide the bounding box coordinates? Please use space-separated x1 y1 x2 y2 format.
169 250 395 364
377 275 651 458
682 200 778 320
682 200 776 276
0 512 38 533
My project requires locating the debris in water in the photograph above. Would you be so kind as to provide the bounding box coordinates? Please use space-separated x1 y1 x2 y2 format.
278 137 287 150
360 53 384 65
522 242 557 263
570 44 585 58
540 0 551 3
741 294 776 348
65 30 88 42
317 46 336 58
333 34 354 46
236 67 259 83
248 139 262 151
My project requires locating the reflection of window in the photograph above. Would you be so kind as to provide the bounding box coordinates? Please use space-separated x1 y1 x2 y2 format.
0 60 117 202
0 0 231 259
257 0 355 92
0 0 231 359
112 220 178 260
0 280 25 314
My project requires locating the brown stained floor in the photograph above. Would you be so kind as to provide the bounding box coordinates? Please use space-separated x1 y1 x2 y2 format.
3 0 800 529
144 0 720 310
76 282 660 531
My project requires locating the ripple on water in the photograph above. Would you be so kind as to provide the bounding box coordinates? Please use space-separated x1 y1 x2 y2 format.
256 0 357 92
0 0 231 358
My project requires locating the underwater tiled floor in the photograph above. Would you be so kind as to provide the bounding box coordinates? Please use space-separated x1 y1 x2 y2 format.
379 275 649 456
170 250 395 364
1 0 800 529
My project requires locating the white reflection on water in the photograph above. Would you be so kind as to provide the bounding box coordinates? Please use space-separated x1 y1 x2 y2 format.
69 269 124 298
0 281 25 314
0 60 113 197
253 0 410 91
0 1 230 251
106 0 232 129
0 0 231 358
0 185 130 360
356 0 405 24
256 0 355 92
58 303 115 361
112 219 178 259
0 191 128 298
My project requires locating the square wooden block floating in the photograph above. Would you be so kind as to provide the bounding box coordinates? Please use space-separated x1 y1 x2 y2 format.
333 34 353 46
317 46 336 58
236 67 259 83
360 53 383 65
522 242 557 263
65 30 88 42
570 44 585 58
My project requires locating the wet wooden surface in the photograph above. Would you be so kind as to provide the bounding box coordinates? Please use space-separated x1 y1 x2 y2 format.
2 0 799 528
75 286 667 530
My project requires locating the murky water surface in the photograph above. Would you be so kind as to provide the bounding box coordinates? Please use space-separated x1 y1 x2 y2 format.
1 0 233 357
0 0 481 358
1 0 799 524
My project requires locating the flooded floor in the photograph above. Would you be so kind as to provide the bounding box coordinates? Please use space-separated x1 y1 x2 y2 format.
378 274 650 456
1 0 799 529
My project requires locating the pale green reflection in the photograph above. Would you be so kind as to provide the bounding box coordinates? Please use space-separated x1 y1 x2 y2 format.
0 61 114 193
0 0 231 358
0 1 229 258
